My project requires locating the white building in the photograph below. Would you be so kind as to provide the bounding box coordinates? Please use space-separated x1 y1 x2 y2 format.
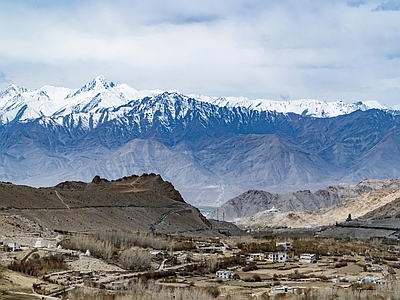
276 242 292 250
299 253 317 263
7 242 21 251
216 270 234 279
268 252 287 263
358 276 385 284
271 285 297 294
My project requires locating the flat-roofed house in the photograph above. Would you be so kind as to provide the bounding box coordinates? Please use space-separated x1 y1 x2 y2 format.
268 252 287 263
299 253 317 263
216 270 234 279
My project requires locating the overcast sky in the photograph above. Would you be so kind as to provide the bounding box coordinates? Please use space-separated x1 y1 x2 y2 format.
1 0 400 107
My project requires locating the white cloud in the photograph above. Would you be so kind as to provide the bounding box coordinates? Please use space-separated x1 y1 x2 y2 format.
1 0 400 107
373 0 400 11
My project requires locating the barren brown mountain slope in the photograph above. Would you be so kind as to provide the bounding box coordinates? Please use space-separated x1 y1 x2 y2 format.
361 196 400 219
237 178 400 228
0 174 238 237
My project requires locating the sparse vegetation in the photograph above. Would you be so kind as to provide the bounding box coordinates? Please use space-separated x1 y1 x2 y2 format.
119 248 152 271
93 230 170 250
64 281 250 300
58 277 400 300
60 232 158 271
60 234 114 261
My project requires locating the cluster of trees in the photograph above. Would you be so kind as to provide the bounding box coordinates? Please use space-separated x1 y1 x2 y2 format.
9 253 66 277
60 234 153 271
93 230 170 250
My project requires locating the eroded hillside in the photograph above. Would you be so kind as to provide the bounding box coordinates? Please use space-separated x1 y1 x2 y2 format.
0 174 239 237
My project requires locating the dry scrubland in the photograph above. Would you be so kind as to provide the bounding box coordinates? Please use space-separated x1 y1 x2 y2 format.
2 229 400 299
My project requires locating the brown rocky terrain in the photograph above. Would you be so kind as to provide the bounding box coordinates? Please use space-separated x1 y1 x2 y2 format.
360 195 400 220
0 174 240 238
220 178 400 230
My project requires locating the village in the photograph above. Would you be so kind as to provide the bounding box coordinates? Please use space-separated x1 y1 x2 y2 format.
1 229 400 299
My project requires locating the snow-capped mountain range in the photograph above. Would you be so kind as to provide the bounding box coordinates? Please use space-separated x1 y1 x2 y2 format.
0 75 390 125
0 76 399 206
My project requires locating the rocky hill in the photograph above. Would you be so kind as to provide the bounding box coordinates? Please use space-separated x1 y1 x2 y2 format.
360 197 400 220
211 179 400 228
0 174 240 237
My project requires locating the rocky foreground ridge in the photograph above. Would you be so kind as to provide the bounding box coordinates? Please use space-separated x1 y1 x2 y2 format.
0 173 240 237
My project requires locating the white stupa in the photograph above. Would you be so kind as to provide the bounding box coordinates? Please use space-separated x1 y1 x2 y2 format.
34 238 46 248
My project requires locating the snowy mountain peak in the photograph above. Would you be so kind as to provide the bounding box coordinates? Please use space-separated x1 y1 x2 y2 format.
66 75 115 99
0 83 29 100
354 100 387 110
81 75 115 91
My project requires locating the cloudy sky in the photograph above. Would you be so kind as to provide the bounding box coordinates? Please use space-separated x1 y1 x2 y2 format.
1 0 400 107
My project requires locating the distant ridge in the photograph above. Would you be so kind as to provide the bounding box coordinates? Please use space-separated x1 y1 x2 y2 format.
0 75 389 124
214 178 400 229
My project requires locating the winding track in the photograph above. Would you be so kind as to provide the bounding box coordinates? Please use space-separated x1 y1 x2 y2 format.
54 190 70 210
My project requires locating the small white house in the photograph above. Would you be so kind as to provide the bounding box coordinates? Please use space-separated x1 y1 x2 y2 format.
358 276 385 284
271 285 297 294
276 242 292 250
7 242 21 251
299 253 317 263
216 270 234 279
268 252 287 263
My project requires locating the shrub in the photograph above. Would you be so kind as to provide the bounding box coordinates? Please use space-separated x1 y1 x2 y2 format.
335 260 348 268
391 263 400 269
242 264 258 272
232 273 241 280
318 275 329 281
173 241 196 251
243 277 255 282
140 270 176 281
384 256 398 261
119 248 151 271
205 286 220 298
